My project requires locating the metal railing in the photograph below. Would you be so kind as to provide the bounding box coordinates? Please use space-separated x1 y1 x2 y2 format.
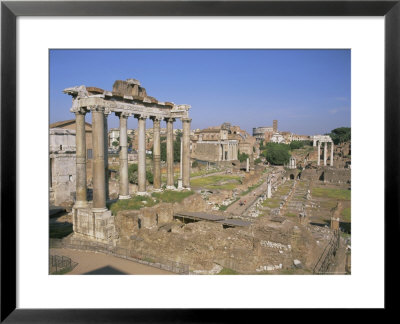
312 230 340 274
50 238 189 274
49 254 78 274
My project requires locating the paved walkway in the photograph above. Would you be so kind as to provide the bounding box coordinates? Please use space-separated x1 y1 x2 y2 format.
226 168 284 216
226 178 269 215
190 170 230 180
50 248 173 275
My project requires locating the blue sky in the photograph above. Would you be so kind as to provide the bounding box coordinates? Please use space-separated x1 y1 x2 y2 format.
50 49 350 135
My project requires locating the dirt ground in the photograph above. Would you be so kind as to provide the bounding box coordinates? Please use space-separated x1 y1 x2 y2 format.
50 248 173 275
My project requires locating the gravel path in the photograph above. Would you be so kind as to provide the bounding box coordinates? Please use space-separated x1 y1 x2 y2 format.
50 248 173 275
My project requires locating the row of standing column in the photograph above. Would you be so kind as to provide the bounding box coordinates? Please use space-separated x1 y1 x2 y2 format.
317 141 334 166
220 142 238 161
74 107 192 210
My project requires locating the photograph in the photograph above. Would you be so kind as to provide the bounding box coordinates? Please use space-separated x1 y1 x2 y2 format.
49 49 351 275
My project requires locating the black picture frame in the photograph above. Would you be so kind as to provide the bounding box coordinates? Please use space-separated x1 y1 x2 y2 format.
1 0 398 322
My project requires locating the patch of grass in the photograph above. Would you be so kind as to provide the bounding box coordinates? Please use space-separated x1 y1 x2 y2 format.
240 181 264 196
340 231 351 239
262 198 281 209
109 195 157 215
298 181 308 188
152 190 194 203
341 207 351 222
286 212 297 217
161 174 179 182
190 169 220 177
219 198 240 211
49 223 73 239
217 267 239 275
143 257 155 263
319 200 338 209
279 269 299 275
108 164 119 171
312 188 351 200
191 175 242 190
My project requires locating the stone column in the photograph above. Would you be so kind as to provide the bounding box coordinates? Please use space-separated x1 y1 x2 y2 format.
118 112 130 199
177 140 183 189
317 141 321 166
91 106 107 211
182 118 191 189
166 118 175 189
104 110 110 201
246 158 250 172
330 142 334 166
151 117 161 190
267 178 272 198
74 110 87 208
324 142 327 166
137 115 147 194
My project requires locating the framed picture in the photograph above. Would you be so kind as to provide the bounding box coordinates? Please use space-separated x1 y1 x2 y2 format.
1 0 398 321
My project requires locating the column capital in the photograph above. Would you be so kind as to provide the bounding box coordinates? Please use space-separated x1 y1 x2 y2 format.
150 116 163 122
73 108 87 116
115 111 131 119
135 114 148 120
104 107 112 116
165 117 176 123
181 117 192 123
88 105 105 113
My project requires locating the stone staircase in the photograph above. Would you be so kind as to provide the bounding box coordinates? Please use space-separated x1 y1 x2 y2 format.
279 180 312 222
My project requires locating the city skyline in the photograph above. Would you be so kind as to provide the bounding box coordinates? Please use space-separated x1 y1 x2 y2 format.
50 49 350 135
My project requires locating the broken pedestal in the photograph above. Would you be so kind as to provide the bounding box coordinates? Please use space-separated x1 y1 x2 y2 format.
72 205 116 242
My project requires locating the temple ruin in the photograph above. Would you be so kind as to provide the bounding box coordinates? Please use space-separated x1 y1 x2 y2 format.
313 135 334 166
64 79 192 241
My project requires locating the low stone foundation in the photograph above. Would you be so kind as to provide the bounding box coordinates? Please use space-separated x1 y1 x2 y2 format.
72 207 116 243
323 168 351 184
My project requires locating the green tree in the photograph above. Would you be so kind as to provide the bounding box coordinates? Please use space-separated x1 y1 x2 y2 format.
290 141 304 150
160 142 167 162
173 135 181 162
112 141 119 148
328 127 351 145
265 143 290 165
127 135 133 149
128 164 153 184
158 135 181 163
238 151 249 162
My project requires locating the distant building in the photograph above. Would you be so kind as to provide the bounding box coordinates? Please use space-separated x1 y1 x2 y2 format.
253 120 278 143
49 128 76 206
108 128 120 147
270 133 285 144
191 123 238 163
191 123 259 164
50 119 94 184
108 128 134 149
253 120 311 145
50 119 93 159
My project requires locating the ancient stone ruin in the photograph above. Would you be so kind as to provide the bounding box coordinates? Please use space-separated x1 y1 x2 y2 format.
64 79 192 242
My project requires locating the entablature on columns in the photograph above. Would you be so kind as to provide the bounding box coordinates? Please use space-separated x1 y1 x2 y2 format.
65 80 191 120
313 135 333 143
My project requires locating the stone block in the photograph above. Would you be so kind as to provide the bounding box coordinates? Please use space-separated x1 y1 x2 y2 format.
140 207 158 229
157 203 174 224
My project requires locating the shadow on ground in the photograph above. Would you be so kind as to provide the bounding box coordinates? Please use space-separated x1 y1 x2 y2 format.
83 266 127 275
